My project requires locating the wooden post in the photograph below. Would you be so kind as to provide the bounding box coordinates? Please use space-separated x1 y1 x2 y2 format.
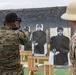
28 56 34 71
44 61 53 75
44 65 49 75
49 65 53 75
70 64 73 75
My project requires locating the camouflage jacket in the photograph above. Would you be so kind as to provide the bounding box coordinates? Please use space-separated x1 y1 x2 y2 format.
70 31 76 64
0 26 28 71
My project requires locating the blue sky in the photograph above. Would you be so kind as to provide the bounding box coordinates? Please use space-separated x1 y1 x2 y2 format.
0 0 74 10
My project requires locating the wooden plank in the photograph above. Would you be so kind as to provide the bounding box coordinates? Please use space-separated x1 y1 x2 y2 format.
21 61 28 64
29 67 44 70
33 56 48 59
20 51 32 55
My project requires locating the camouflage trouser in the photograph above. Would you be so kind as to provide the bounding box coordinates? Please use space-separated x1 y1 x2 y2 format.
72 64 76 75
0 67 24 75
1 70 24 75
71 59 76 75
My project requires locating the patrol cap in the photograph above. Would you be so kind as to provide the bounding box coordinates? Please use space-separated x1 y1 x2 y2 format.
4 12 21 23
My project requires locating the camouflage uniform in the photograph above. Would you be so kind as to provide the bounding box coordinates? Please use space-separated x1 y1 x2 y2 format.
61 1 76 75
70 32 76 75
0 26 28 71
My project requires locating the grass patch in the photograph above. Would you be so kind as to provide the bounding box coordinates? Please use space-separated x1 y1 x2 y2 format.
24 68 70 75
24 68 28 75
54 69 70 75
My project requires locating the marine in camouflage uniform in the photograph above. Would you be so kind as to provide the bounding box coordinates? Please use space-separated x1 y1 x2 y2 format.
61 1 76 75
0 12 28 75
